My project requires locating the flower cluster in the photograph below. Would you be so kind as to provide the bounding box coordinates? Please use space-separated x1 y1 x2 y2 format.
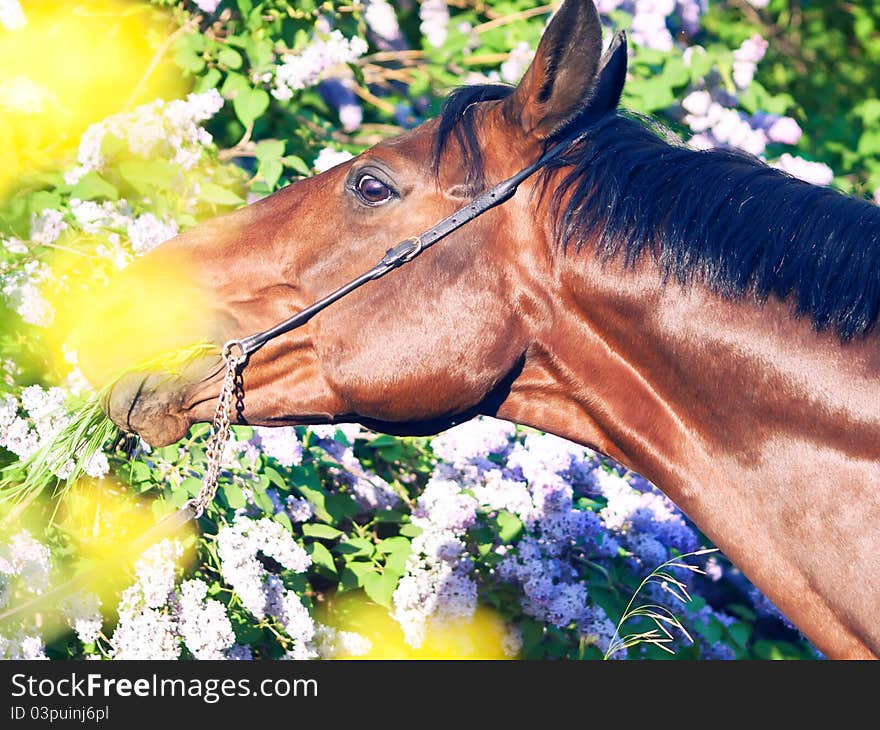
66 90 223 185
678 35 835 184
270 31 368 102
0 530 52 659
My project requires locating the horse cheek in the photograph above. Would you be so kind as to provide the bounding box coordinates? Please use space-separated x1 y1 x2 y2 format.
313 284 522 421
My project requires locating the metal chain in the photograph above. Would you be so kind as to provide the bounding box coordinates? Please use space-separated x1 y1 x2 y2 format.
189 343 244 518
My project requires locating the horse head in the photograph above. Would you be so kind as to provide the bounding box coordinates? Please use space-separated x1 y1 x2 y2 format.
99 0 626 448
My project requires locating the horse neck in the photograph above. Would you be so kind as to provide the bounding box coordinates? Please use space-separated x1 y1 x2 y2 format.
496 243 880 659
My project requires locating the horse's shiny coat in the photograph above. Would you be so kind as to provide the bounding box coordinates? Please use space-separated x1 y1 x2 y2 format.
101 0 880 658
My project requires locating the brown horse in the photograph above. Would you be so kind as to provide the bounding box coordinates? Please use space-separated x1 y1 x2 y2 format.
99 0 880 659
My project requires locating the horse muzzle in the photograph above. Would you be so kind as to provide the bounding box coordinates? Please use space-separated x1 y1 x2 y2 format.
103 355 222 447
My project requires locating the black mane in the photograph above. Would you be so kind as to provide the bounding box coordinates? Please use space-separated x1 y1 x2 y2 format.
435 84 880 340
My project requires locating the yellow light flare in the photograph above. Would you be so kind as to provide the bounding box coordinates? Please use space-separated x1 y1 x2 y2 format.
0 479 196 644
317 592 517 659
0 0 189 197
44 246 216 389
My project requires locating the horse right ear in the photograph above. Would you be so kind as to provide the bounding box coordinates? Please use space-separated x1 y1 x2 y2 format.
505 0 626 139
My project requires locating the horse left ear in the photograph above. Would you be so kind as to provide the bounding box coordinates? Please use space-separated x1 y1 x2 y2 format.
581 31 628 125
505 0 627 139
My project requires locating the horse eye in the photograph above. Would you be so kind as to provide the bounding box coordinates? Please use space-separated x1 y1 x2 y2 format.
356 174 393 205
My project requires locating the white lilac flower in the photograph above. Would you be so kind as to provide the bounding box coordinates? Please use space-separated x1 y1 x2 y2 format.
111 606 180 660
630 0 676 52
412 479 477 532
0 415 39 460
365 0 402 45
134 539 183 609
393 559 477 647
286 496 314 523
29 208 67 245
0 530 52 595
82 451 110 479
126 213 179 256
67 90 222 183
280 590 317 658
392 471 478 648
314 624 372 658
313 147 354 173
764 115 803 145
772 153 834 186
272 30 368 101
225 644 254 660
2 237 27 254
69 198 133 234
193 0 221 12
60 592 103 644
0 632 47 660
732 34 768 89
419 0 450 49
431 417 515 467
501 625 523 658
176 579 235 660
580 605 620 656
681 90 713 118
253 426 302 467
500 41 535 84
0 0 26 32
217 517 310 620
469 469 535 522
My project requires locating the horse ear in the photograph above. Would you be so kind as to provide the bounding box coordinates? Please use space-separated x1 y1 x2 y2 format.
582 30 628 123
506 1 625 139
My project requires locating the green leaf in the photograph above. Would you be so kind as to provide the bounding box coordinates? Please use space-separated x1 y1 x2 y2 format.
221 71 250 97
257 159 283 189
27 191 61 215
342 560 373 581
70 172 118 201
367 434 398 448
399 522 422 538
362 571 398 609
129 461 152 484
219 484 247 510
496 510 523 544
302 523 343 540
233 86 270 128
174 34 206 74
180 477 203 497
324 493 358 522
200 183 244 206
218 46 243 70
264 467 287 489
195 68 222 93
377 536 410 554
282 155 311 176
118 159 177 194
727 621 751 650
272 511 293 533
335 536 374 559
308 541 337 575
251 489 276 515
255 139 286 162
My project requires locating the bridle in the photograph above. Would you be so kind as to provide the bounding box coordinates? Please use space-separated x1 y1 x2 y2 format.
190 127 588 517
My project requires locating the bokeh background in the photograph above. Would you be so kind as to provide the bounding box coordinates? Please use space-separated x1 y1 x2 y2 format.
1 0 875 660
